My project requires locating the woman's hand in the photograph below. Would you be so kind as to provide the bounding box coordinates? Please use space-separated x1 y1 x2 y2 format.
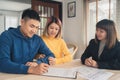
85 58 93 66
26 62 38 67
48 57 56 65
34 54 46 59
85 57 98 68
90 59 98 68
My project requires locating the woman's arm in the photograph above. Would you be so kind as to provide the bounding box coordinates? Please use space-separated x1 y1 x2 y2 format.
55 39 72 64
0 32 29 74
81 39 94 64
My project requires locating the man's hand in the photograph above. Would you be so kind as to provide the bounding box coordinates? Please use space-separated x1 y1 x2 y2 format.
34 54 46 59
28 63 49 75
26 62 38 67
48 57 56 65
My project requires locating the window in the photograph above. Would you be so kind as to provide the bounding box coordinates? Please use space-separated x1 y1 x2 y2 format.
86 0 120 44
37 5 54 35
5 16 18 30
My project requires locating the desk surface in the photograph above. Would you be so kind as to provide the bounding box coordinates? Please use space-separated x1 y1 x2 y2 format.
0 59 120 80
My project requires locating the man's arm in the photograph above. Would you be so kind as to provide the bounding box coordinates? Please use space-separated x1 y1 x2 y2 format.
36 37 55 64
0 32 29 74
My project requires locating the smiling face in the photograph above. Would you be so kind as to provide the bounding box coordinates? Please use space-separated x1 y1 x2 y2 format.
47 23 60 38
96 28 107 41
20 19 40 38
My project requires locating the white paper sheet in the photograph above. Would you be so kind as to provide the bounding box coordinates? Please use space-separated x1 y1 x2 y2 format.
75 66 114 80
42 66 114 80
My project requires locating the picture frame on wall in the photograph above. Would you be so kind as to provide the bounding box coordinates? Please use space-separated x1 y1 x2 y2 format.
67 1 76 18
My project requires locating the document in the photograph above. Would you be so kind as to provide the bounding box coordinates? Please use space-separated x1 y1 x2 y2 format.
42 66 114 80
42 67 77 79
76 66 114 80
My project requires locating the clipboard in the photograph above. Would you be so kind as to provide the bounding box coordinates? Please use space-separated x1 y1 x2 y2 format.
42 67 77 79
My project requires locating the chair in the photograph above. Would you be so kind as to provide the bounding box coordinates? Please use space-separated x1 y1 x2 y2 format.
66 43 78 58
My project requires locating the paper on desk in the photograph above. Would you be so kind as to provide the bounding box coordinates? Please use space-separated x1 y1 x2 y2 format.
42 67 77 79
75 66 114 80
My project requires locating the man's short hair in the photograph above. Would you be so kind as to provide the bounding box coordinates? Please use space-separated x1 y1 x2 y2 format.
22 9 40 22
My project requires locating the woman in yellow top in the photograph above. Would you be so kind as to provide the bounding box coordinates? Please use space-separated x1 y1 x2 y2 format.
41 16 72 65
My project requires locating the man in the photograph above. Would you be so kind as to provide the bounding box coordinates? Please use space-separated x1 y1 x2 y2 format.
0 9 54 74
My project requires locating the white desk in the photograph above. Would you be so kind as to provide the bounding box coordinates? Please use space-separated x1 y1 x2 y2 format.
0 59 120 80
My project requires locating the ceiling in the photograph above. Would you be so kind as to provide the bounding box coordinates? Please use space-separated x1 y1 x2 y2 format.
0 0 62 11
5 0 31 4
53 0 63 2
0 0 31 11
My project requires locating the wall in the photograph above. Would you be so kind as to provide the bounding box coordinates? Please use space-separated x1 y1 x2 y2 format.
62 0 86 59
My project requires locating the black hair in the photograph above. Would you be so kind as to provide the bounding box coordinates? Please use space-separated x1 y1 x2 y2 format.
22 9 40 22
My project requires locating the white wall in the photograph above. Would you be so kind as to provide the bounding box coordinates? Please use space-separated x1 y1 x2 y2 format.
62 0 86 59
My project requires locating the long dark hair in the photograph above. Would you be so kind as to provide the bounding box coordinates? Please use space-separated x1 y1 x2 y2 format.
95 19 118 49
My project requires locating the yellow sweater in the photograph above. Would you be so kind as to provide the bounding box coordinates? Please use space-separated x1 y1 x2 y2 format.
41 36 72 64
